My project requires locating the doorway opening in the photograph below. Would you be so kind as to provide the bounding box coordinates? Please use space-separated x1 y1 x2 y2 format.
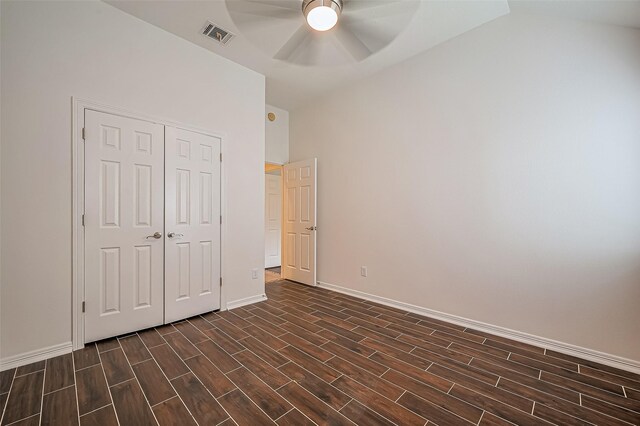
264 159 317 286
265 162 283 283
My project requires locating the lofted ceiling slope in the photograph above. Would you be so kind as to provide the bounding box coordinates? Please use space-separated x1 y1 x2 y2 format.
105 0 640 109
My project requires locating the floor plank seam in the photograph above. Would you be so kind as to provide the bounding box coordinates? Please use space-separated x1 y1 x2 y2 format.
271 407 294 423
161 325 235 425
0 369 16 425
128 349 171 426
43 383 76 397
36 359 46 425
95 345 123 426
4 413 39 426
78 402 112 418
13 369 45 379
214 387 239 402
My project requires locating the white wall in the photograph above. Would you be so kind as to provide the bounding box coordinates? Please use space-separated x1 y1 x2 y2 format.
266 105 289 165
290 13 640 362
0 1 265 360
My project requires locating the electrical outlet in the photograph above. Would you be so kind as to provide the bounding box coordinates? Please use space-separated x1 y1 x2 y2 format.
360 266 368 277
252 268 258 279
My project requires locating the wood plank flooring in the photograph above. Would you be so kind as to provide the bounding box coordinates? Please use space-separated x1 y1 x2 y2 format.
1 279 639 425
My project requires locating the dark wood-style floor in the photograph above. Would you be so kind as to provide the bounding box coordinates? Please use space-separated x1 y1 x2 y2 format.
1 280 639 425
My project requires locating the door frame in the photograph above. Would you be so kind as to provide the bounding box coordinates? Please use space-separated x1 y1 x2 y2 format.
71 97 227 350
265 162 283 271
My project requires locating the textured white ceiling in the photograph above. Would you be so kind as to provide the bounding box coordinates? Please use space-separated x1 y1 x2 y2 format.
105 0 511 109
509 0 640 30
105 0 640 110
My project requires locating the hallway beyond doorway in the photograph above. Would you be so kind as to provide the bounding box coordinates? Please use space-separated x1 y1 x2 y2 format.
265 266 281 283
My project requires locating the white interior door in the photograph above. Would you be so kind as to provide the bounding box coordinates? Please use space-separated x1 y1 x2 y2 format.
265 173 282 268
165 127 221 323
282 159 317 286
84 110 165 342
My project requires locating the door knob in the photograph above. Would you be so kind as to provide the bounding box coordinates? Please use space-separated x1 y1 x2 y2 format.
305 226 317 231
146 232 162 239
168 232 184 238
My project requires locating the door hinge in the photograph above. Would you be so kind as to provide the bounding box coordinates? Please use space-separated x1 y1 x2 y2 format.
219 153 222 162
220 215 222 224
81 214 85 226
82 301 85 313
82 128 86 140
219 277 223 287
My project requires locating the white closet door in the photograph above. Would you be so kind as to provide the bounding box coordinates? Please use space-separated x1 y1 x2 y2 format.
165 127 221 323
265 173 282 268
282 158 317 286
84 110 165 342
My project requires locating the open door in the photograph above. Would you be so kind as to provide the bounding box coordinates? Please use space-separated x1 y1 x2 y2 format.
282 158 317 286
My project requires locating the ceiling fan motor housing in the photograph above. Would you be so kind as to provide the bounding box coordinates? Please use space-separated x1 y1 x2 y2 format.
303 0 343 22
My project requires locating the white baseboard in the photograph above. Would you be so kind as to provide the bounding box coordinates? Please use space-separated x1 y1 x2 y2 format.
226 293 267 310
0 342 73 372
317 281 640 375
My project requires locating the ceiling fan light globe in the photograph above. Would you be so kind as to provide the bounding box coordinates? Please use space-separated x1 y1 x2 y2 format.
307 6 338 31
303 0 342 32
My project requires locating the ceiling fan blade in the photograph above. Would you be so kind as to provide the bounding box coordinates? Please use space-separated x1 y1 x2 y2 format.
226 0 300 20
342 0 404 12
342 0 418 20
340 16 394 47
334 24 372 61
274 24 311 61
245 0 302 10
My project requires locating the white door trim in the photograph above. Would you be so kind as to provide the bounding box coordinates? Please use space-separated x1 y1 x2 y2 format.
72 97 227 350
265 173 282 269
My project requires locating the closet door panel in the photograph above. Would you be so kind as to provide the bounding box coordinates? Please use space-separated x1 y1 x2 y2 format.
165 127 221 322
85 110 165 342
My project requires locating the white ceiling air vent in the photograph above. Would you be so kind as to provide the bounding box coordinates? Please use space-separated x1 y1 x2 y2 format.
202 21 234 45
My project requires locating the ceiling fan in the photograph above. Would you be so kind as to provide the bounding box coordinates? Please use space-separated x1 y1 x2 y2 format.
225 0 419 66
